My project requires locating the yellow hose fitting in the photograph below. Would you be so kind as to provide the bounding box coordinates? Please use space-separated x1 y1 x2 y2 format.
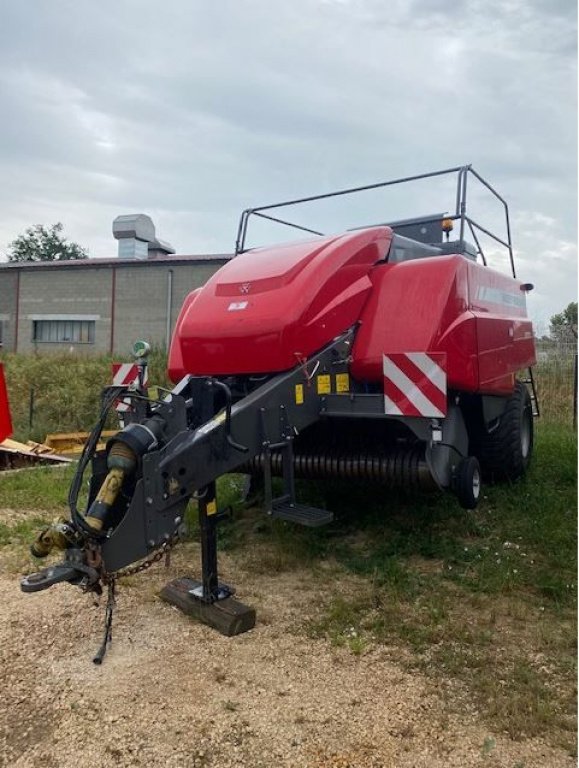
84 467 126 531
30 517 71 558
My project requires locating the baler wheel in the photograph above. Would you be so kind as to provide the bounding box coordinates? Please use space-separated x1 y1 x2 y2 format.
478 381 533 482
454 456 481 510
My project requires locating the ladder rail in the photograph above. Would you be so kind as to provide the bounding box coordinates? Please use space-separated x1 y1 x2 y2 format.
520 367 540 418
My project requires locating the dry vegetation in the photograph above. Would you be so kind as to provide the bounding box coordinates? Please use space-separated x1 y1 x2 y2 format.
0 353 576 766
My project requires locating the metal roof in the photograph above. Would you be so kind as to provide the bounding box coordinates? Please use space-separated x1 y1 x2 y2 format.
0 253 232 271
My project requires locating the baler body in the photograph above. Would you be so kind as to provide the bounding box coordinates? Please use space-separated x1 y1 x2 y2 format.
22 166 540 642
168 226 535 396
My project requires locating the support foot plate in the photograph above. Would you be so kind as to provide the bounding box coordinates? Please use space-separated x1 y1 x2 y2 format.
160 577 256 636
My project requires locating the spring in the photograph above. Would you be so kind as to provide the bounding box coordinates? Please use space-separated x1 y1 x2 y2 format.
239 446 435 490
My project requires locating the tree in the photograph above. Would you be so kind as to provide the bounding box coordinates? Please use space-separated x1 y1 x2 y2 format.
549 302 578 344
7 223 88 262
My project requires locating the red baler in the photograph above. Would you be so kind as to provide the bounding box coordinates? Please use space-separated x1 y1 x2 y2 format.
22 166 539 654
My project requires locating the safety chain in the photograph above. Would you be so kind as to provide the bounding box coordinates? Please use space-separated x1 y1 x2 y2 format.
104 531 181 582
90 532 181 664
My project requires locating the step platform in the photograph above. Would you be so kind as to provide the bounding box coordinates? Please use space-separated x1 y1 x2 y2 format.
160 577 256 636
271 503 334 527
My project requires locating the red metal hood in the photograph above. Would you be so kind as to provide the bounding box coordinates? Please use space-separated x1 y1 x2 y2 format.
168 227 392 380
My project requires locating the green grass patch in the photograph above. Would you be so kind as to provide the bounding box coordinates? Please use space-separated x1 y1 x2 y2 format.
2 348 171 442
0 515 53 547
303 423 577 747
0 464 76 516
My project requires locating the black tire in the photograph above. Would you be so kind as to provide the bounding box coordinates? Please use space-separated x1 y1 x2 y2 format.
454 456 481 510
478 381 533 482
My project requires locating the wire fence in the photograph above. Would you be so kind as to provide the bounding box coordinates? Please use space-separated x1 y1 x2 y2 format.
533 341 577 425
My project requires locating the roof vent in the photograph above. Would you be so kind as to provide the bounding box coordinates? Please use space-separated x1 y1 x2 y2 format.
112 214 175 259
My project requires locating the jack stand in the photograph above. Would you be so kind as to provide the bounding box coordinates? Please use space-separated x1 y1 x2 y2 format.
160 481 256 636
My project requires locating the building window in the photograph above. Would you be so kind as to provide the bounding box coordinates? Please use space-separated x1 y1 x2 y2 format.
32 320 95 344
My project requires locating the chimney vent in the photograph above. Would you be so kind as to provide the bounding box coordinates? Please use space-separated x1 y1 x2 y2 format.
112 214 174 259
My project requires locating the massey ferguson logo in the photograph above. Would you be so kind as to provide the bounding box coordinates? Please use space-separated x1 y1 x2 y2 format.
239 283 251 294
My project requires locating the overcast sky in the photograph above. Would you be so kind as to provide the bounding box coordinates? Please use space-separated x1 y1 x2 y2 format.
0 0 576 330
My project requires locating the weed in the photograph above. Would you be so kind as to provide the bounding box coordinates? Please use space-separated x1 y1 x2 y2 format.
482 736 496 756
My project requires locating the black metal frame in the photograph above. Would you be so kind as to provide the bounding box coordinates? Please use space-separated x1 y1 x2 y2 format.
99 329 356 573
234 165 517 277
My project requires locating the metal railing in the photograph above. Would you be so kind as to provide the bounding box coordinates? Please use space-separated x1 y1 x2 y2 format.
234 165 516 277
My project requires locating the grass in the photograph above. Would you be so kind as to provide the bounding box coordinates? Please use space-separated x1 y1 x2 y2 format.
0 421 575 750
1 348 171 442
0 464 75 514
534 356 576 424
302 423 577 748
2 351 575 441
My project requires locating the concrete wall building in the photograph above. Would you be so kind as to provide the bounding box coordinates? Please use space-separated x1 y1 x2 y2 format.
0 214 230 354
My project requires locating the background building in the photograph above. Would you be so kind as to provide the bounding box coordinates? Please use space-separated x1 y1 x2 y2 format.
0 214 230 354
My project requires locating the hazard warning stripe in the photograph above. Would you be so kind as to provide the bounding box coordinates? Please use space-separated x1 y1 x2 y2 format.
384 380 423 418
112 362 148 386
383 353 447 418
405 352 446 393
389 354 446 413
112 363 148 412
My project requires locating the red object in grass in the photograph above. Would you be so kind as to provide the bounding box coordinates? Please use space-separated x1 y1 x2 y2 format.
0 363 13 442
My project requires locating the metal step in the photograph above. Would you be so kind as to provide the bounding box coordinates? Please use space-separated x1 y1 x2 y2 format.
271 503 334 527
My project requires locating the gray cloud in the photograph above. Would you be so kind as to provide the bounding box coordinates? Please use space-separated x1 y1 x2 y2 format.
0 0 575 326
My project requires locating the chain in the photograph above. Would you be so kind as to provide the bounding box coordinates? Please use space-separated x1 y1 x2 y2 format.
103 532 181 582
90 532 181 664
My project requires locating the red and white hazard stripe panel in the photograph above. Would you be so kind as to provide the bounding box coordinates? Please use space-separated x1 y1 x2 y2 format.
112 363 148 412
383 352 447 418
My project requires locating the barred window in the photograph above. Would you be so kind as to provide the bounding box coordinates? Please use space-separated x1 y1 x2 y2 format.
32 319 95 344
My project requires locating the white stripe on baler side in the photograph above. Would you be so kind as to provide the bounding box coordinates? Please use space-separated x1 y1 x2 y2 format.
112 363 131 384
405 352 446 393
383 356 445 418
383 394 404 416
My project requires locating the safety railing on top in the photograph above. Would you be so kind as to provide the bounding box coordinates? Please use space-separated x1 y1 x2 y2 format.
234 165 517 278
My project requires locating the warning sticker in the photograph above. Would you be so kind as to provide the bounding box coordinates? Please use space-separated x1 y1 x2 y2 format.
295 384 304 405
336 373 350 393
206 499 217 516
197 410 227 435
316 374 331 395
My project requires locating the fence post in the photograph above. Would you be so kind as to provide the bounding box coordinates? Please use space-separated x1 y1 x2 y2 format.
28 388 35 430
573 353 577 429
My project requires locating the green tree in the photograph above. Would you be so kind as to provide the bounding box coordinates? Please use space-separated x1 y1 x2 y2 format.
549 302 578 343
7 223 88 262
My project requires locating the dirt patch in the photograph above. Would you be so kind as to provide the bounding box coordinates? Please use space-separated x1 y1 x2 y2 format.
0 514 575 768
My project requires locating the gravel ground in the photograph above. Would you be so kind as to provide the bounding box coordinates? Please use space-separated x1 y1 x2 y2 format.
0 532 574 768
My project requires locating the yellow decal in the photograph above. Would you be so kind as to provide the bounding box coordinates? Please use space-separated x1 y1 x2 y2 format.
197 410 227 435
148 386 159 401
316 374 331 395
206 499 217 516
336 373 350 393
295 383 304 405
